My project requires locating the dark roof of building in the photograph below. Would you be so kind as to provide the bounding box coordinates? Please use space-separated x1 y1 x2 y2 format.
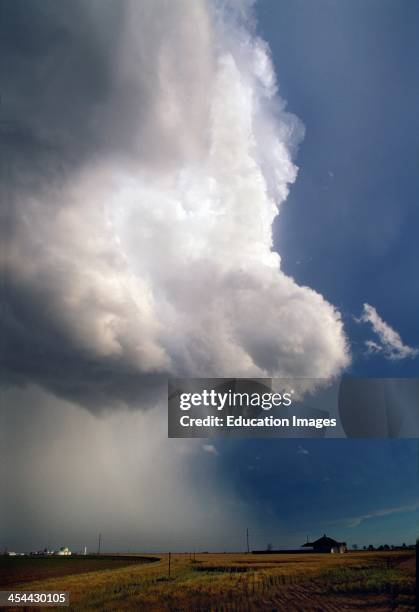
302 534 346 548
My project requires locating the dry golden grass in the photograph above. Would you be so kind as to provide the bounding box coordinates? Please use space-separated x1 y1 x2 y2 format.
8 550 415 611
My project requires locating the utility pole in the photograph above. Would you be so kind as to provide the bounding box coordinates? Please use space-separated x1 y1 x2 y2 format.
168 552 171 578
97 533 102 555
246 528 250 554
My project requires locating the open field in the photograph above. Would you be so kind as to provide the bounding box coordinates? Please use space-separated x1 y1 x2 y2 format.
2 550 415 611
0 556 157 589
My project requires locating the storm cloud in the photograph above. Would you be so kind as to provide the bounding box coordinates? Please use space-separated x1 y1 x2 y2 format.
1 0 349 412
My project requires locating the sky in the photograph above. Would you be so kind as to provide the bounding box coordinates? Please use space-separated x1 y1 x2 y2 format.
258 0 419 378
0 0 418 553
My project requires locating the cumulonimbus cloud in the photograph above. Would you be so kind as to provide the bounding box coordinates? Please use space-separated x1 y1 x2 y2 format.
1 0 349 411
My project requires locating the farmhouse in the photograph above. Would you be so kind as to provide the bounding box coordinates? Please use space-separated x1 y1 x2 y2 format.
253 534 347 554
302 534 346 554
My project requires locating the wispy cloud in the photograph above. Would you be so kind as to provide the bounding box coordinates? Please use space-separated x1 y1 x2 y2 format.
345 501 419 528
297 445 309 455
202 444 219 456
356 303 418 360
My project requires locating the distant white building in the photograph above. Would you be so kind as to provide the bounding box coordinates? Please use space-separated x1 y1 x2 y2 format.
56 547 71 556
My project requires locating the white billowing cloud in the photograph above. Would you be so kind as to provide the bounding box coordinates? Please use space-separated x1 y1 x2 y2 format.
357 303 418 361
4 0 349 408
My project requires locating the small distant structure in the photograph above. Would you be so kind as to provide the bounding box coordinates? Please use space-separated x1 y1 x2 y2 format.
56 547 72 556
302 534 346 554
253 533 347 555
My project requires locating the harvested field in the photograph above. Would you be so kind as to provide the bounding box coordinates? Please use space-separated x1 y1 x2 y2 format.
0 555 157 589
2 550 415 611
